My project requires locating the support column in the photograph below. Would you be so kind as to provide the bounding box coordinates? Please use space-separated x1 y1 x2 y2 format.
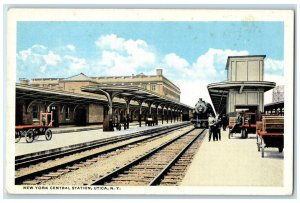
138 102 143 127
146 101 154 126
155 104 159 125
124 97 134 130
166 107 169 124
170 108 173 123
137 99 147 127
103 92 114 132
161 105 165 125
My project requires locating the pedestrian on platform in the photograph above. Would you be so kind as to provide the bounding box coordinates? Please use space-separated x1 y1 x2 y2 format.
230 112 243 133
208 114 216 142
216 115 222 141
41 114 46 126
221 114 228 131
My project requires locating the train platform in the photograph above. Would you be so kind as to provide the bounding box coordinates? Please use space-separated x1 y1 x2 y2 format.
181 129 284 187
15 121 183 157
49 121 142 134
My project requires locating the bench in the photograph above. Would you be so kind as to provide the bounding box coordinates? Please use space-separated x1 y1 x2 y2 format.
256 116 284 158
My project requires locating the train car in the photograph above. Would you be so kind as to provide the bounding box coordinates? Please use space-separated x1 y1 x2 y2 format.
191 98 215 128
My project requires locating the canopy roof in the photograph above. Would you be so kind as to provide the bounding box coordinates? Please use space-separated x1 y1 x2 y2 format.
81 85 192 110
16 84 192 111
207 81 276 114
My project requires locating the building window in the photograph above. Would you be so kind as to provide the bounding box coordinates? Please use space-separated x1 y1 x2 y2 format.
151 85 156 91
32 105 39 120
65 107 70 120
142 84 147 90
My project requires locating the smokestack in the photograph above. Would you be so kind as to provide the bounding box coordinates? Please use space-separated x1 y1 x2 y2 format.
156 69 163 76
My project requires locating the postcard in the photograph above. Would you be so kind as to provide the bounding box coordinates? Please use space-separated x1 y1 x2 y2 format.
5 8 294 195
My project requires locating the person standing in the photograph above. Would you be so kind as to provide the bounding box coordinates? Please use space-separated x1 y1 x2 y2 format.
216 115 222 141
208 114 215 142
230 112 243 133
221 114 228 131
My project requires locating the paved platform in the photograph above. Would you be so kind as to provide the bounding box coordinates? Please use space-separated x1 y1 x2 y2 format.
181 129 284 187
15 121 183 157
49 121 143 134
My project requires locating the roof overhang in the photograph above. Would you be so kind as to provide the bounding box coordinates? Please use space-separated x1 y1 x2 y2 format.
207 81 276 114
264 101 284 110
16 84 107 105
81 85 193 110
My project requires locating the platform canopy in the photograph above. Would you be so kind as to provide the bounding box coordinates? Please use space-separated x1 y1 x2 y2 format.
81 85 192 111
16 84 108 105
264 101 284 115
207 81 276 115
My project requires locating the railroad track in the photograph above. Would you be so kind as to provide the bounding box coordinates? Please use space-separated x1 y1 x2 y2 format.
15 122 192 185
90 128 206 186
15 122 190 170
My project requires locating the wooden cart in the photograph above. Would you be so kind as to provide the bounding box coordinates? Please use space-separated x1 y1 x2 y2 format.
15 125 53 143
15 112 53 143
256 116 284 157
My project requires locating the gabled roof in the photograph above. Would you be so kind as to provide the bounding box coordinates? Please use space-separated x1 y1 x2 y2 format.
62 73 93 82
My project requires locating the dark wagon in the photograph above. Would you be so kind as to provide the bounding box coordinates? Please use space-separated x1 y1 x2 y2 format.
15 112 54 143
256 116 284 158
15 125 52 143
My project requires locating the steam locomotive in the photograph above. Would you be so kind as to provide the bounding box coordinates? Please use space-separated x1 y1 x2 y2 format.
191 98 215 128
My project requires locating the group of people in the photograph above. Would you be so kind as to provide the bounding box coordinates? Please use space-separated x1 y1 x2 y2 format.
208 114 228 142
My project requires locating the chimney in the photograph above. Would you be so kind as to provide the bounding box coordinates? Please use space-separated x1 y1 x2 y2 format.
156 69 163 76
20 78 29 85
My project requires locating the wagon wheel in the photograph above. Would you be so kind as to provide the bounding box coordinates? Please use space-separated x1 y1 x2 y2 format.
33 129 40 140
15 131 21 143
45 129 52 141
25 129 35 143
261 140 265 158
245 130 248 139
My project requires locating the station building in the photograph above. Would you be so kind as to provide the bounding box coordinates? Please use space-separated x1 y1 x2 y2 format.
207 55 276 115
16 69 191 129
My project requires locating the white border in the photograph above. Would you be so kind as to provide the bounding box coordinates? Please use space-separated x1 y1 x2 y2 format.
5 8 294 195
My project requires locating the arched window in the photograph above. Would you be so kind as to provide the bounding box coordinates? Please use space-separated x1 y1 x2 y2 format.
65 107 70 120
32 105 39 120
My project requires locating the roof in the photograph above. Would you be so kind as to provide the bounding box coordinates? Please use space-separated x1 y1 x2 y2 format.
81 85 191 110
264 101 284 108
62 73 94 82
207 81 276 114
15 83 192 112
16 84 108 106
225 55 266 69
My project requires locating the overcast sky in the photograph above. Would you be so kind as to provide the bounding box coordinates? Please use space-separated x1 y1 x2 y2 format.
16 21 284 107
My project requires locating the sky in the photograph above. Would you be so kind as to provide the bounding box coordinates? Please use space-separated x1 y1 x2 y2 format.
16 21 284 106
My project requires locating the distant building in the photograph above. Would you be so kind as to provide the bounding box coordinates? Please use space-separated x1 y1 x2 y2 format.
272 85 284 103
16 69 186 126
29 69 181 102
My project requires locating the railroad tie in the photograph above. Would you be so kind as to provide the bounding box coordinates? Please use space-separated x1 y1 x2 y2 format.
22 180 41 185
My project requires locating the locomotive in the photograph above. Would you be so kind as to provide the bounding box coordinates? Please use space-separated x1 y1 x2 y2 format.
192 98 215 128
